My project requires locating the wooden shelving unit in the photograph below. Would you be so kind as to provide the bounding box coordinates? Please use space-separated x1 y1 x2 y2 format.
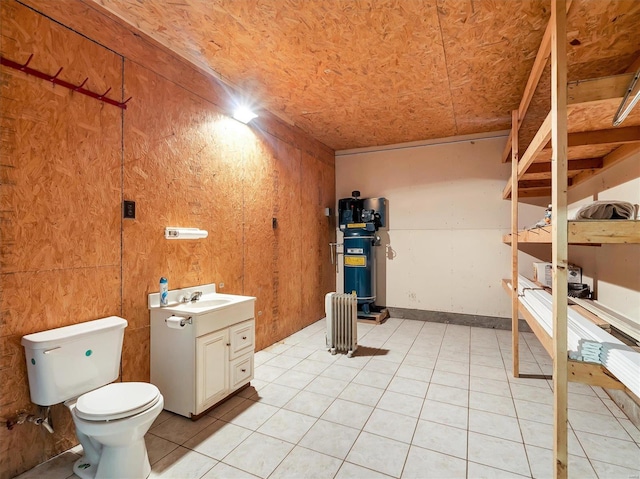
502 220 640 244
503 1 640 477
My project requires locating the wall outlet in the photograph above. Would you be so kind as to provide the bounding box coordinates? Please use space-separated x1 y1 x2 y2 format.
123 200 136 219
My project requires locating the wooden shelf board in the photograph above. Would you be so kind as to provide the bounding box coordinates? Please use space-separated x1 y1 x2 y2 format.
502 221 640 244
502 72 640 199
502 280 625 391
502 279 554 358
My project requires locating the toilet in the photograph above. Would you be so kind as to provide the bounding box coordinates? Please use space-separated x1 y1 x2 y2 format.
21 316 164 479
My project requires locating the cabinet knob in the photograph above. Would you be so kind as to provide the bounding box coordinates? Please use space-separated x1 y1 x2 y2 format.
226 343 231 346
241 368 246 372
242 336 247 340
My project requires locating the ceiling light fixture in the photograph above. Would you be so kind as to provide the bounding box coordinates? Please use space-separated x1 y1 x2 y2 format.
233 106 258 124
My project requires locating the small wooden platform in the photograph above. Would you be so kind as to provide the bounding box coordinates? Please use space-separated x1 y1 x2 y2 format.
358 309 389 325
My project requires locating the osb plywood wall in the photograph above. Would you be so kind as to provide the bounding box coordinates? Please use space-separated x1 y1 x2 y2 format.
0 1 335 477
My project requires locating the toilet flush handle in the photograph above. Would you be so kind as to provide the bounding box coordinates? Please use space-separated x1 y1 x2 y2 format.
43 347 61 355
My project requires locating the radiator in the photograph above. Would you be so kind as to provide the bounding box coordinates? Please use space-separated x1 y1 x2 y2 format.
325 292 358 357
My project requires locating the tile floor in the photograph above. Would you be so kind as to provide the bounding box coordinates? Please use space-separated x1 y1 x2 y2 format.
17 318 640 479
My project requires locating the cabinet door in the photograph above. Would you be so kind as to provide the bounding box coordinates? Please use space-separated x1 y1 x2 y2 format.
196 329 229 414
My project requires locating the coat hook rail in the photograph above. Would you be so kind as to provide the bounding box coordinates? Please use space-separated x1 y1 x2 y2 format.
0 54 130 109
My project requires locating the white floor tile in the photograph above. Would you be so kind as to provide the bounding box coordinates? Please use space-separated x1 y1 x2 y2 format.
467 461 529 478
525 444 597 479
299 419 360 459
20 318 640 479
469 409 522 443
619 417 640 443
14 451 79 479
249 382 299 407
430 370 469 390
149 447 217 479
469 376 512 398
426 383 469 408
321 363 361 381
339 382 385 407
435 358 470 375
150 414 217 445
420 399 468 430
510 383 553 405
576 430 640 470
222 432 294 479
347 431 410 478
253 364 287 382
207 395 247 418
336 462 394 479
202 462 259 478
513 398 553 425
567 393 611 415
352 369 393 389
364 408 418 443
469 390 516 417
146 433 179 465
467 432 530 476
304 376 350 397
269 446 342 479
394 363 433 382
335 351 373 369
279 345 314 359
412 420 467 459
256 409 317 443
389 376 430 398
282 390 335 417
183 421 252 461
321 398 374 429
364 357 402 375
402 354 437 370
401 445 467 479
291 358 330 375
518 419 585 457
377 390 424 418
590 459 640 478
220 401 279 430
271 369 316 390
568 408 634 441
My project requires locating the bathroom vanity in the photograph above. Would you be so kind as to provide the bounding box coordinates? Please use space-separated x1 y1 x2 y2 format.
149 284 256 418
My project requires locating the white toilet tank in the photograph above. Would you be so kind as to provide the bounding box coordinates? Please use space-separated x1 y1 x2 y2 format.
21 316 127 406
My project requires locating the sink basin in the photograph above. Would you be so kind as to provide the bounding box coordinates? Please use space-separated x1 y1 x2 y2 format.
169 296 239 314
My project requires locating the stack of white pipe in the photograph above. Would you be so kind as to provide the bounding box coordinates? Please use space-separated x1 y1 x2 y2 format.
516 275 640 397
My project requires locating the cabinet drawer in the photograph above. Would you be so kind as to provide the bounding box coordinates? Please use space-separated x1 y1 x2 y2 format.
230 354 253 391
229 320 255 359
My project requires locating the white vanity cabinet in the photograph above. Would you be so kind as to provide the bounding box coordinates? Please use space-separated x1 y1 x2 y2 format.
150 289 256 419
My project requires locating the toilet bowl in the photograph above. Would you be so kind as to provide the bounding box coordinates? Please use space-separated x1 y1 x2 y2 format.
21 317 164 479
66 383 163 479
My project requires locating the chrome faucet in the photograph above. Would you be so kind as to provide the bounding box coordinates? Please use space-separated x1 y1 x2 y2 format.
181 291 203 303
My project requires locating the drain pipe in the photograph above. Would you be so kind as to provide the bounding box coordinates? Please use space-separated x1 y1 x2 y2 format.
4 407 53 433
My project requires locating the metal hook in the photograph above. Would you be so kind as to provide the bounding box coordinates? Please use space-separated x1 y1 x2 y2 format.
74 77 88 91
120 96 133 106
20 54 34 70
97 87 111 99
49 67 63 82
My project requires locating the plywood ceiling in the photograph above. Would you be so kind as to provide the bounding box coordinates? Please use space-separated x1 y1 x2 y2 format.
91 0 640 150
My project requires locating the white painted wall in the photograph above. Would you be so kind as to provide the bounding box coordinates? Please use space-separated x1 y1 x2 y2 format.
335 134 541 319
567 156 640 322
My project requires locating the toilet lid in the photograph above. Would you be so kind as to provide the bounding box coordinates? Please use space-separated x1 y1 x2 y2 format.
75 383 160 421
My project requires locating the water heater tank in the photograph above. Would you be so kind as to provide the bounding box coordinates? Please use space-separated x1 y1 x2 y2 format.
21 316 127 406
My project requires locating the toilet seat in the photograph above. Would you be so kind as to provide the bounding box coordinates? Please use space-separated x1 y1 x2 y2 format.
75 382 161 421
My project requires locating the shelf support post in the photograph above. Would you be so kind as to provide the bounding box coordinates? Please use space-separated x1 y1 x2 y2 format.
511 109 520 378
551 0 569 477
